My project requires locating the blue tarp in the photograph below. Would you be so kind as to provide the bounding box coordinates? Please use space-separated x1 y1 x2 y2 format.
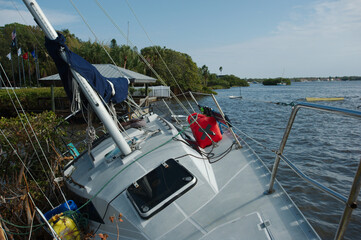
45 33 128 104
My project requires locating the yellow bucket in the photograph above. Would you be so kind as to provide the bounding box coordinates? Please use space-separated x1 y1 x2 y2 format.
49 214 81 240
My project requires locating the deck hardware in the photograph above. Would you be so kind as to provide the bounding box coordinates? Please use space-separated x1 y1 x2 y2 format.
133 182 139 188
349 202 357 209
162 162 169 168
141 205 150 213
211 94 242 149
182 176 193 182
258 220 271 230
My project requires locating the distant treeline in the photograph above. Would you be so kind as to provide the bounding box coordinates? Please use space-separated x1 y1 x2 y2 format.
262 78 291 85
338 76 361 81
0 23 246 94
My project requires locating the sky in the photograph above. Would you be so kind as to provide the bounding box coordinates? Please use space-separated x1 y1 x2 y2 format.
1 0 361 78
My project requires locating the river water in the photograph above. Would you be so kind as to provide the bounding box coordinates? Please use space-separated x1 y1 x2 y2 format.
154 81 361 240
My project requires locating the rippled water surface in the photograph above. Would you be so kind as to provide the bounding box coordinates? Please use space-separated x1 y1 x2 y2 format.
155 81 361 240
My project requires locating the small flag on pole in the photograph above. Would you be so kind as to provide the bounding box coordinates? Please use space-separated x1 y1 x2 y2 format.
11 29 16 47
23 52 28 60
11 29 16 40
31 50 37 59
6 53 11 60
17 48 22 56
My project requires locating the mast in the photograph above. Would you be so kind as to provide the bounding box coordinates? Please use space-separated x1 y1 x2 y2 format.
22 0 132 156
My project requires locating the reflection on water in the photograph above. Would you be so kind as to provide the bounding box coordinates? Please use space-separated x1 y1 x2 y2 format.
153 81 361 240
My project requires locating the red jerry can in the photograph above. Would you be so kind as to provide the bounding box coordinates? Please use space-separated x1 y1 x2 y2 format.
187 113 222 148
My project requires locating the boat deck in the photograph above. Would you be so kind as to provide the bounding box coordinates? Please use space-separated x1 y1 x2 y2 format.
64 115 320 239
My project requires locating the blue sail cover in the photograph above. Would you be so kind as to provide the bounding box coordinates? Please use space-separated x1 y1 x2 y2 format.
45 33 128 104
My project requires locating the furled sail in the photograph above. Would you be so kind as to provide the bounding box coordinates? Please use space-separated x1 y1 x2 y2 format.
45 33 128 104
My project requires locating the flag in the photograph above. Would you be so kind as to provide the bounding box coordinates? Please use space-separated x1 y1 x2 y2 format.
17 48 21 56
11 29 16 40
6 53 11 60
23 52 28 60
11 29 16 47
31 50 37 59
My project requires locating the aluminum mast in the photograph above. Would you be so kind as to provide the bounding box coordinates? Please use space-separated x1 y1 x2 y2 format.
22 0 132 156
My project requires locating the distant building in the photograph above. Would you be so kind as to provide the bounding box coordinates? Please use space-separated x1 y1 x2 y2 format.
39 64 157 86
40 64 170 100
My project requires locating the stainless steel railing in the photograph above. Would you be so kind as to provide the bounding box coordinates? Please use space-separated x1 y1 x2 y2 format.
267 102 361 240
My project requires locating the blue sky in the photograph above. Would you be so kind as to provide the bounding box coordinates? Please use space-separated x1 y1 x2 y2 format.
1 0 361 78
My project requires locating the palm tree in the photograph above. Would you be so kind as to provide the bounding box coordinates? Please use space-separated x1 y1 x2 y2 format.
201 65 209 86
219 66 223 75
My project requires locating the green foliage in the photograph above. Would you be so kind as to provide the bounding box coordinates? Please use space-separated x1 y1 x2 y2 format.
262 77 291 85
1 23 242 94
208 74 249 89
141 46 203 93
128 87 136 95
339 76 361 81
0 87 67 116
0 23 58 86
139 88 152 96
0 112 67 236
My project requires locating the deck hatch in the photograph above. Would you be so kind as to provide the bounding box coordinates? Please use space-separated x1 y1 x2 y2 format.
127 158 196 218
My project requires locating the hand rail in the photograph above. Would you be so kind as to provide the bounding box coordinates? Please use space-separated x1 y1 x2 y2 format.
266 102 361 240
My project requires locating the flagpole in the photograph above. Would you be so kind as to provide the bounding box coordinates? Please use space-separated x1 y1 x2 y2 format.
28 56 31 87
10 53 15 87
18 53 22 87
14 27 22 87
22 56 26 86
35 47 40 86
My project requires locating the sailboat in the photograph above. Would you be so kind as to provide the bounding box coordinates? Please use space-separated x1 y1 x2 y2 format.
229 87 242 99
9 0 360 239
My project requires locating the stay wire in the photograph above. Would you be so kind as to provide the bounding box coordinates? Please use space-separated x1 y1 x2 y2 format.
68 0 139 108
94 0 217 144
0 64 59 208
0 65 69 209
123 0 196 113
93 0 196 118
0 83 60 208
0 129 54 210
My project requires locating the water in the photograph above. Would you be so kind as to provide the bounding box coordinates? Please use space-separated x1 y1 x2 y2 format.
156 81 361 240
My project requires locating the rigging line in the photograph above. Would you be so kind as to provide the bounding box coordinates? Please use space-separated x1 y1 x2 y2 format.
0 65 61 205
0 78 56 198
0 129 54 208
27 210 36 240
189 91 213 96
125 100 142 119
127 97 146 117
98 94 132 141
123 0 196 113
73 1 210 142
93 0 195 117
68 0 121 76
216 114 275 154
68 0 140 109
0 63 69 207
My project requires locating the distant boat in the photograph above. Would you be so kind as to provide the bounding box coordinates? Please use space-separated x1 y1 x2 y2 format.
277 82 286 86
229 95 242 99
229 87 242 99
306 97 344 102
